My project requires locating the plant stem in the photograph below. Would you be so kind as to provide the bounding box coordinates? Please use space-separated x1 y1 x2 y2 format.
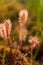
31 52 33 65
36 0 40 36
31 45 33 65
2 49 6 65
34 0 40 59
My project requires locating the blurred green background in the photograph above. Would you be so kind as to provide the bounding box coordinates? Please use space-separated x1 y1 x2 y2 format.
0 0 43 44
0 0 43 21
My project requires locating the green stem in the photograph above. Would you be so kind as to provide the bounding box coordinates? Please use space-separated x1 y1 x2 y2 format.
2 49 6 65
34 43 41 59
31 52 33 65
34 0 40 59
36 0 40 36
31 44 33 65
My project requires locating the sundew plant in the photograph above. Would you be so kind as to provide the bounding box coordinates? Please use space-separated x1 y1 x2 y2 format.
0 0 43 65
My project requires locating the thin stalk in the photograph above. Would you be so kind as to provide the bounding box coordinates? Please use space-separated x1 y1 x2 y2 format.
34 43 41 59
31 45 33 65
2 49 6 65
31 52 33 65
34 0 40 59
17 41 22 50
36 0 40 36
